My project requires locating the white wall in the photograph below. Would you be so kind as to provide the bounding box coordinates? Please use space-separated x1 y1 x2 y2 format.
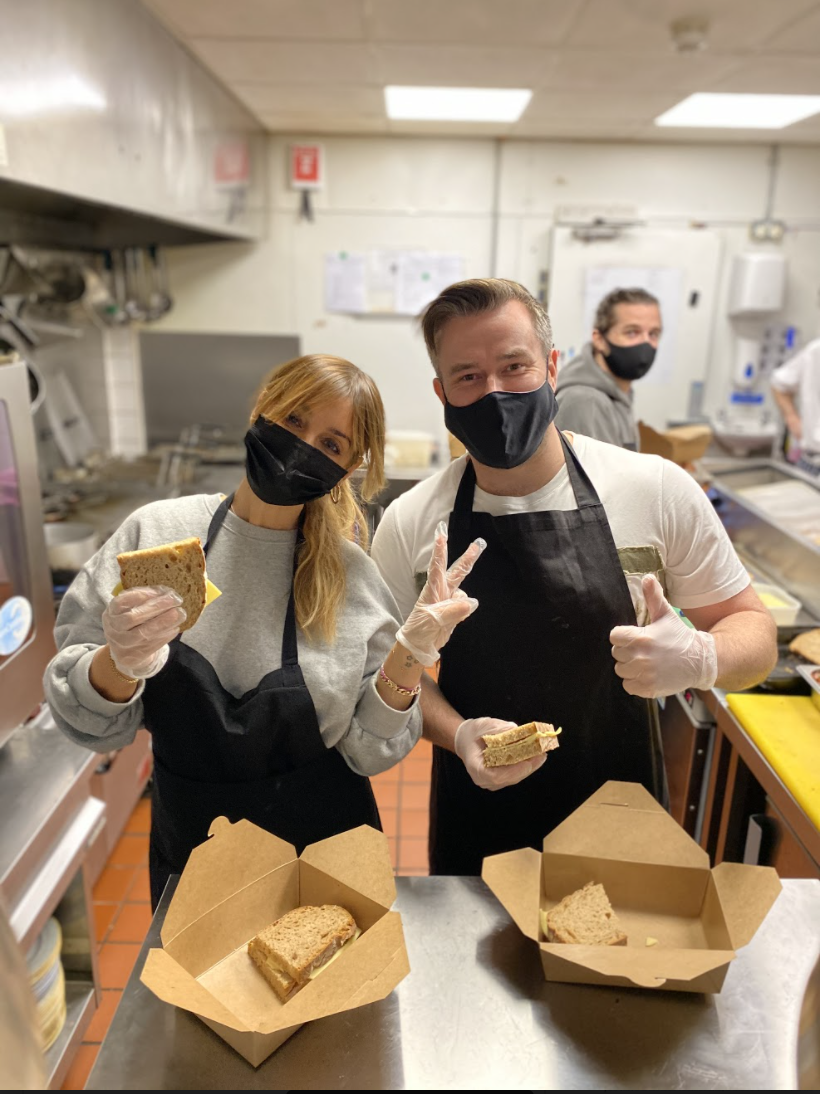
160 135 820 447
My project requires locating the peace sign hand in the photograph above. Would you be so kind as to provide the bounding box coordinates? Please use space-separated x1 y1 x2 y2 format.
396 521 487 667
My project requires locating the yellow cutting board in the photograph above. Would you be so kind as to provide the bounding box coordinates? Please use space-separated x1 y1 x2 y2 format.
726 693 820 831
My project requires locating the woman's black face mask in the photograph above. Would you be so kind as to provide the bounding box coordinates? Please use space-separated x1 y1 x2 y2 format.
443 379 558 469
243 418 347 505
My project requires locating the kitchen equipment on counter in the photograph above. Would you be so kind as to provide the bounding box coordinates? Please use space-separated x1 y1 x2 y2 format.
43 522 98 573
796 664 820 712
384 429 435 468
760 643 811 693
43 371 100 468
752 581 801 625
0 355 57 749
726 692 820 831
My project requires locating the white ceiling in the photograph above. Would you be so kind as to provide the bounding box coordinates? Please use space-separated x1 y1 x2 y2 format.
143 0 820 142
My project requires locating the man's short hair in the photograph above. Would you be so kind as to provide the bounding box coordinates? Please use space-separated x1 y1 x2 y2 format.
594 287 660 334
421 278 553 374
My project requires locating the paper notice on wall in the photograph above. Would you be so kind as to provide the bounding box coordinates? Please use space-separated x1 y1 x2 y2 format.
394 252 464 316
583 266 683 388
325 252 367 313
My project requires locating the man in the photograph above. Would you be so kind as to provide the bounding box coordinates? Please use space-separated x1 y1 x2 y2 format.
371 278 776 876
770 334 820 477
554 287 662 450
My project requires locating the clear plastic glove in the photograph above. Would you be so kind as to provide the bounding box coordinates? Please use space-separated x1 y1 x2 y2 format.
455 717 548 791
610 574 718 699
396 522 486 667
102 585 186 679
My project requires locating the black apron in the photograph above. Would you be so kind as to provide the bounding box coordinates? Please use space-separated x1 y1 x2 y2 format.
142 496 380 908
430 435 665 876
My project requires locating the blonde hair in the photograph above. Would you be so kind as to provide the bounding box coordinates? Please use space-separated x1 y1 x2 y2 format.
251 354 386 643
421 278 553 375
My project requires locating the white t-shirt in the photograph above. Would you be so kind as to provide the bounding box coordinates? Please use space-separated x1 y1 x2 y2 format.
771 337 820 453
370 433 749 622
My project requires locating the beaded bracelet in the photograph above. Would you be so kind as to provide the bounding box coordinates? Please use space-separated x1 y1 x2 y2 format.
378 664 421 698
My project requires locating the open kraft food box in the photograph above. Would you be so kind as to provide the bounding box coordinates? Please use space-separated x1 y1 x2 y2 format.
638 421 713 466
482 781 782 994
140 817 410 1067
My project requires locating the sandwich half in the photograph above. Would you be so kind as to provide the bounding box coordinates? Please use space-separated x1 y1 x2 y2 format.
117 537 207 632
482 721 561 768
543 881 628 946
248 904 358 1003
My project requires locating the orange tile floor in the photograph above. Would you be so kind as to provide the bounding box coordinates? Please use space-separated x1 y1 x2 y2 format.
61 738 433 1090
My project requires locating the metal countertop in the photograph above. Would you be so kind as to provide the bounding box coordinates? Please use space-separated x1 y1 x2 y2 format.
0 709 97 912
87 875 820 1090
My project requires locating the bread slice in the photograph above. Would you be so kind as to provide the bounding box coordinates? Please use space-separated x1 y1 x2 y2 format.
789 628 820 665
544 881 628 946
482 721 561 768
117 537 206 632
248 905 357 1003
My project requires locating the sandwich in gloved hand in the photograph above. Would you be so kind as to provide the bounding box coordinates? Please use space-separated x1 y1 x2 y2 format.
248 904 359 1002
116 537 218 632
481 721 561 768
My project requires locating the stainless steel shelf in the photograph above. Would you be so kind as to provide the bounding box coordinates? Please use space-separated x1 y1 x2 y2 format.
45 980 96 1090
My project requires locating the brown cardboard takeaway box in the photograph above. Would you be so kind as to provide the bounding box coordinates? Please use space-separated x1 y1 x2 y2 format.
140 818 410 1067
482 781 782 994
638 421 713 465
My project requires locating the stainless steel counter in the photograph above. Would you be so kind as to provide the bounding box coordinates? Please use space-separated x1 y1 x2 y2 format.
87 875 820 1090
0 708 100 947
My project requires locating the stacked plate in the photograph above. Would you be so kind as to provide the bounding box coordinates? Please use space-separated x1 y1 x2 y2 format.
26 918 66 1051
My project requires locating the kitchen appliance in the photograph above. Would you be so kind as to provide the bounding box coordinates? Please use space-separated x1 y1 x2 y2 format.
659 689 716 841
0 355 57 748
43 522 98 573
708 252 788 454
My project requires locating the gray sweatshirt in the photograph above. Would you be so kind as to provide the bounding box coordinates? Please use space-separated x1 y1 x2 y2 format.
555 342 640 450
44 493 421 776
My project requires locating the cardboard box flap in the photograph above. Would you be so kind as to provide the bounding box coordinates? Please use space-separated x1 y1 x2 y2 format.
141 947 244 1031
540 943 733 990
162 817 296 944
542 782 709 869
300 825 396 909
255 911 409 1034
481 848 542 942
711 862 782 950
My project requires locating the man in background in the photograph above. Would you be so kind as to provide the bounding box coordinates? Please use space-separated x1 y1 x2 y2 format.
554 287 662 450
770 334 820 477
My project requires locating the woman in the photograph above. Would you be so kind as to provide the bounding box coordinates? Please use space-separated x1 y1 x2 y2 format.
45 355 484 907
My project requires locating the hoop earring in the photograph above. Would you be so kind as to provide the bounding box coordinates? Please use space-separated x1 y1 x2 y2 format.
330 485 342 504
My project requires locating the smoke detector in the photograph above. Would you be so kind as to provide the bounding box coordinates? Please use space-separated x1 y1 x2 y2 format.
670 16 709 53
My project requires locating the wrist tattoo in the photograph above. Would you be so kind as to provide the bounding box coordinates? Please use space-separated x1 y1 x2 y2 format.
404 652 419 669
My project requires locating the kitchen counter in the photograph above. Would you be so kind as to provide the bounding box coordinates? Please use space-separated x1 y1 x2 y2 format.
699 687 820 872
86 874 820 1090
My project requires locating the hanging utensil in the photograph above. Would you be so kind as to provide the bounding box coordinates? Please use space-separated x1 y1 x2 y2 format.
123 247 148 322
145 245 172 320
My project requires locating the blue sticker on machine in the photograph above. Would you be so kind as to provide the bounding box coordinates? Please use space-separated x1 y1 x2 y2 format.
0 596 33 655
730 391 765 404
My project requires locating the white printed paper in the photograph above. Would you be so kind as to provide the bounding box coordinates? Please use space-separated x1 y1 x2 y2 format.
394 252 464 316
324 251 367 313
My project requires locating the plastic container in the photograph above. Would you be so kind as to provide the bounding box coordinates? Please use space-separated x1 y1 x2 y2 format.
796 664 820 713
752 582 801 626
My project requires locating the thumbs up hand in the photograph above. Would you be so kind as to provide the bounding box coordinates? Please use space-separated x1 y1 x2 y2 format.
609 574 718 699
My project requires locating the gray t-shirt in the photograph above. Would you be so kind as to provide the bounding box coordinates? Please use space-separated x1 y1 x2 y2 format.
44 493 421 776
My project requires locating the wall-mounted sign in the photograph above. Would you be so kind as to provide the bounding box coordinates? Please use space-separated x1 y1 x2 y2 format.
290 144 324 191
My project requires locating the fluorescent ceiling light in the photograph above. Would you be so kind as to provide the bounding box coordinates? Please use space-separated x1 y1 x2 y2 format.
655 92 820 129
0 74 107 118
385 86 532 123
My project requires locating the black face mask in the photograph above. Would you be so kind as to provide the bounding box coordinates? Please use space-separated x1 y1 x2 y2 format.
444 380 557 469
243 418 347 506
603 338 656 382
